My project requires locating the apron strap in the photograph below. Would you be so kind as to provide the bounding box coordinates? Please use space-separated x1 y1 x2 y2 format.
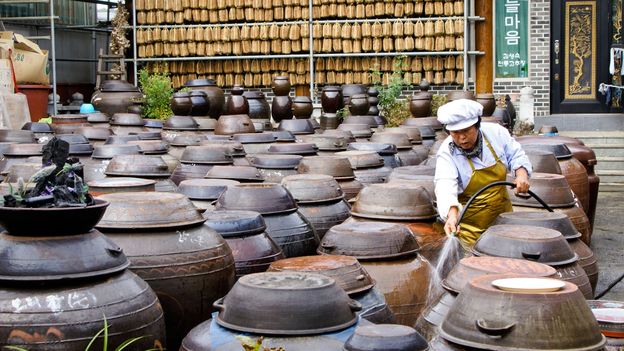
466 133 500 171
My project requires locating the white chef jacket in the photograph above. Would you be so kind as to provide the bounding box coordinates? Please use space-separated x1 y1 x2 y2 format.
434 122 532 220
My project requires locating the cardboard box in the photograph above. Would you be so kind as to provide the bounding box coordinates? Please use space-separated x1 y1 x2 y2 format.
0 32 49 85
0 38 14 93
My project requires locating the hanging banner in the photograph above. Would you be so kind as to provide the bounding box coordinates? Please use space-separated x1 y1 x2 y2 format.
495 0 529 78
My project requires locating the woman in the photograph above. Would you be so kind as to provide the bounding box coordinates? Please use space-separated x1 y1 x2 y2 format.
434 99 531 247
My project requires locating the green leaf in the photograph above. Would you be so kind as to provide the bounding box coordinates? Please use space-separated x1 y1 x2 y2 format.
114 336 145 351
84 325 106 351
4 346 30 351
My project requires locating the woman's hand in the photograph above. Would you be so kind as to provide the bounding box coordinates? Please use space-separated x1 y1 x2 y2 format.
444 206 460 236
514 167 530 194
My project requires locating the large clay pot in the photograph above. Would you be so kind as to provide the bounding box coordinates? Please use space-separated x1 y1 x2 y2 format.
183 79 225 119
226 85 249 115
189 90 211 116
215 114 256 135
409 92 432 117
171 91 193 115
341 84 367 106
292 96 314 119
367 87 380 116
50 114 89 134
320 113 342 130
321 85 342 113
349 94 370 116
96 192 236 350
567 144 599 230
445 91 475 102
243 91 270 120
475 93 496 116
91 80 144 116
272 75 291 96
271 96 293 122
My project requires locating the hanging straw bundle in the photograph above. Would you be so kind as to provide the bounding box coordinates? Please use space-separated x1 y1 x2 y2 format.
332 23 342 39
404 36 415 51
392 21 404 37
332 38 342 52
361 22 372 37
424 2 434 15
351 23 361 39
362 37 372 51
341 23 351 39
434 1 444 14
454 0 464 15
372 38 382 52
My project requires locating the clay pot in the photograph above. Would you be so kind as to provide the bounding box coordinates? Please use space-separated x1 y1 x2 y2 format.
243 91 270 120
248 154 302 182
272 75 291 96
524 149 562 174
171 91 193 115
215 114 256 135
344 324 429 351
88 177 156 196
226 85 249 115
92 80 144 116
475 93 496 116
163 115 199 130
367 87 380 116
491 106 511 128
321 85 342 113
189 90 211 116
278 119 315 135
271 96 293 122
50 114 89 134
292 96 314 119
445 91 475 102
409 92 433 117
183 79 225 119
349 94 371 116
320 112 342 130
567 144 599 230
341 84 367 105
205 165 264 182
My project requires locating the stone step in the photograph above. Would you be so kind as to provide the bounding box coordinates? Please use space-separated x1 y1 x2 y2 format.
560 131 624 144
596 157 624 171
596 170 624 184
585 144 624 157
599 182 624 192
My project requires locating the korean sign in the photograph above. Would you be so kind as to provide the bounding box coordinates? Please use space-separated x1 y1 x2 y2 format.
495 0 529 78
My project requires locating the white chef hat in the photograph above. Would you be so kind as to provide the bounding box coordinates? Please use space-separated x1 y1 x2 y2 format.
437 99 483 131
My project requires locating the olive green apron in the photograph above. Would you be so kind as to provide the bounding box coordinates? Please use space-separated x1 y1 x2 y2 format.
456 135 512 247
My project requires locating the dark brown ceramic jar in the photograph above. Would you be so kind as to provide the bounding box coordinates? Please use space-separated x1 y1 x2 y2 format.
171 91 193 116
409 92 432 118
349 94 370 116
243 91 271 120
226 85 249 115
272 75 291 96
476 93 496 116
292 96 314 119
367 87 380 116
271 96 293 122
91 80 144 116
321 85 342 113
183 79 225 119
341 84 367 106
189 90 210 116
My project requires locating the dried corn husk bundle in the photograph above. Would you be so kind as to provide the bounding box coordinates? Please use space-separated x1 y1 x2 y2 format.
381 57 392 71
403 20 414 36
329 3 338 17
435 36 445 51
434 57 445 71
384 2 394 16
288 58 297 72
297 60 306 74
332 38 342 51
271 39 281 53
381 21 392 37
175 11 184 23
259 73 269 86
434 19 445 36
332 23 341 38
341 23 351 39
301 23 309 37
372 38 382 52
250 39 259 53
184 8 193 21
284 6 293 19
425 36 435 51
259 40 268 54
425 70 434 84
455 55 463 69
362 37 372 51
395 38 405 51
244 7 253 19
204 26 213 41
248 25 259 39
444 35 455 50
137 30 146 44
345 71 354 84
192 26 202 41
261 59 270 72
265 9 274 21
302 37 309 50
434 71 444 84
414 1 423 13
197 42 207 55
258 25 268 40
163 43 172 56
191 9 200 22
454 19 464 34
361 22 371 37
187 41 196 56
343 39 353 53
322 38 332 52
350 23 361 39
322 23 332 37
392 21 403 37
313 23 322 38
454 0 464 15
138 45 146 58
372 21 383 38
411 57 422 71
146 44 155 57
424 2 434 15
404 36 415 51
337 4 346 17
424 21 434 36
456 36 464 50
234 74 243 86
355 3 365 18
444 69 456 83
456 70 463 84
415 20 424 36
412 72 422 85
443 19 455 35
207 42 217 55
444 1 454 15
352 39 361 53
293 6 302 19
274 7 284 19
137 0 146 10
347 4 356 18
165 11 174 23
254 8 264 21
375 2 384 16
292 39 302 52
444 55 456 69
220 27 231 42
434 1 444 14
336 72 345 85
422 56 433 71
156 10 165 23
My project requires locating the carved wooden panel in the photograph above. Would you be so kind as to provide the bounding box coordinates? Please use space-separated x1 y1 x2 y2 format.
564 1 596 100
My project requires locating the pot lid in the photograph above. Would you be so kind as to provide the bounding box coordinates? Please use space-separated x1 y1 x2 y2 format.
322 85 341 92
318 221 420 260
164 115 200 130
127 140 169 154
204 135 233 142
0 130 36 144
2 143 43 156
215 183 298 214
494 211 582 239
0 229 129 281
473 224 579 266
370 132 413 150
415 126 436 139
195 117 217 131
110 113 144 126
231 132 276 144
92 144 141 159
86 112 110 123
351 183 437 220
76 127 114 141
248 154 303 169
277 119 315 135
348 142 398 155
170 134 206 146
343 116 379 128
104 135 140 145
68 143 94 155
131 131 163 140
0 199 110 236
242 90 265 99
56 133 89 145
105 155 171 177
21 122 53 133
100 79 140 92
337 124 373 138
215 272 360 335
96 192 206 230
4 163 40 182
88 177 156 191
385 127 422 143
267 142 318 155
270 130 296 142
180 146 234 165
281 174 344 203
293 96 312 103
389 165 436 178
508 172 576 208
320 129 356 142
524 149 563 174
521 143 573 159
335 151 385 169
297 156 355 180
143 119 164 128
177 178 240 200
198 142 246 157
268 255 375 295
344 324 429 351
300 134 349 151
184 78 217 87
203 210 267 236
204 165 264 182
442 256 557 294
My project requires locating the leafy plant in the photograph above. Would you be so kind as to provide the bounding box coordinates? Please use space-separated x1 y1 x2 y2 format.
236 336 285 351
370 55 412 127
431 94 447 117
138 67 174 120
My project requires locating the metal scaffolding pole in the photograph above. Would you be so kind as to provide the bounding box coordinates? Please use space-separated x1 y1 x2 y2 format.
50 0 57 115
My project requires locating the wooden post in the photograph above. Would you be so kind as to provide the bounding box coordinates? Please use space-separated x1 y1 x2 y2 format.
475 0 494 93
295 85 310 97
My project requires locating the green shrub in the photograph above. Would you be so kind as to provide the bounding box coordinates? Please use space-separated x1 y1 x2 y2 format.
138 67 173 120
